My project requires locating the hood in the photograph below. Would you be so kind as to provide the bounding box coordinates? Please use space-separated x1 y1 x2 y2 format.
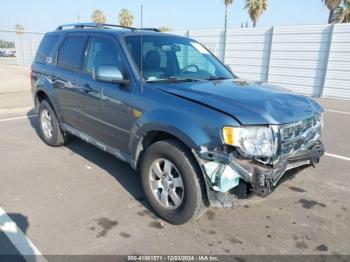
151 79 323 125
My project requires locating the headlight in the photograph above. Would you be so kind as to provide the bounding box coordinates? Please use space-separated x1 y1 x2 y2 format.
222 126 276 157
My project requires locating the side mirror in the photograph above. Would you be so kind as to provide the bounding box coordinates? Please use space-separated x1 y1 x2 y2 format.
93 65 129 85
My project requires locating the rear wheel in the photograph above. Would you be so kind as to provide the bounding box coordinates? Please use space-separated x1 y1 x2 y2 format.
140 139 206 224
38 100 68 147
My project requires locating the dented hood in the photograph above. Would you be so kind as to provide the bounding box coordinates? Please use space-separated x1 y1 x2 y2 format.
151 79 323 125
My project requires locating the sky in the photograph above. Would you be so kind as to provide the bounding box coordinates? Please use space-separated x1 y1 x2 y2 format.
0 0 330 32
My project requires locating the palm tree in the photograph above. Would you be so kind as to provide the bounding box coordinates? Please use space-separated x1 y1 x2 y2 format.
223 0 234 30
91 9 107 24
245 0 269 27
323 0 342 23
159 27 172 32
333 0 350 23
118 9 134 27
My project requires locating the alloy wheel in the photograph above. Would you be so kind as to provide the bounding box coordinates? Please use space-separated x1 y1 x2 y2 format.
149 158 184 209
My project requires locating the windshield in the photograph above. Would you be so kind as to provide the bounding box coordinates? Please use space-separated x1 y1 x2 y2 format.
125 35 234 82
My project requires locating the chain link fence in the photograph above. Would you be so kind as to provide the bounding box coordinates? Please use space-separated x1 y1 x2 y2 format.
0 29 44 66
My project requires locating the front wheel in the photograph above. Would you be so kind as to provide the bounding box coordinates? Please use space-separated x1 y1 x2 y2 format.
140 139 206 224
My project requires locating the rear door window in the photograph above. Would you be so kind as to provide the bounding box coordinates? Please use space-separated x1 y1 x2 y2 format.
57 35 85 71
35 35 60 64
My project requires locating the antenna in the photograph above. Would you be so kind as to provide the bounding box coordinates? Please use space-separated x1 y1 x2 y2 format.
140 4 144 91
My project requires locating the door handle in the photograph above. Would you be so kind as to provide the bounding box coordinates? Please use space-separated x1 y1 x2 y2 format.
80 83 93 94
49 75 56 83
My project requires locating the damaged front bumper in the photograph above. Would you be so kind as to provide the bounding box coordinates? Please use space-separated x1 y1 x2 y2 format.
197 141 325 207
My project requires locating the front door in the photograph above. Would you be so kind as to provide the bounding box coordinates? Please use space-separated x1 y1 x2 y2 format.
78 34 134 151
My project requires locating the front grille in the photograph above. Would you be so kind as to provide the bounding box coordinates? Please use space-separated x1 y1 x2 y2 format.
280 115 322 156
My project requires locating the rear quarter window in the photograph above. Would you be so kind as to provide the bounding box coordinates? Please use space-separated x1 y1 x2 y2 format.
57 35 85 71
34 35 60 64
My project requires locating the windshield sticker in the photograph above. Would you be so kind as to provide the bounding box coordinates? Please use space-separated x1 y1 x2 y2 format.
191 42 209 54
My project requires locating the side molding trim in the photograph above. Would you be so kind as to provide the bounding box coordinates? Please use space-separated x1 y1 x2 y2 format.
61 124 137 169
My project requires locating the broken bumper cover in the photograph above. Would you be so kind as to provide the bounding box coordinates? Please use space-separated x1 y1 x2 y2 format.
248 141 325 197
199 141 325 205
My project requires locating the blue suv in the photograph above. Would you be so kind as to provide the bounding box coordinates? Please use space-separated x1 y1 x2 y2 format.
31 23 325 224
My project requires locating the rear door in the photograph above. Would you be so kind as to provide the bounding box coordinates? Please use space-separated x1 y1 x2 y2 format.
53 34 87 129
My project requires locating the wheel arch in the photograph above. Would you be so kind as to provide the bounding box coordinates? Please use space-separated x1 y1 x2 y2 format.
134 129 210 208
132 124 203 169
34 84 63 122
134 130 188 168
34 89 50 108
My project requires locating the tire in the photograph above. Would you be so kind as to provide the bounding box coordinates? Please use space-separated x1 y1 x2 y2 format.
140 139 206 224
38 100 68 147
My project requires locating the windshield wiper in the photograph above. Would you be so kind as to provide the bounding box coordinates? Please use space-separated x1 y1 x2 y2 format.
206 76 230 81
146 77 202 83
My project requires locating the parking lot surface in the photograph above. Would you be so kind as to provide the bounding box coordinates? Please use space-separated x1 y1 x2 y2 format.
0 65 350 256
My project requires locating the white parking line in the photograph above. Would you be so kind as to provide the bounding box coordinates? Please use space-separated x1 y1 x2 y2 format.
0 115 37 122
0 206 47 262
325 153 350 161
325 109 350 115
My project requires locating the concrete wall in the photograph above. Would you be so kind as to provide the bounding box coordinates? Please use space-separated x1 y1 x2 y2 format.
173 24 350 99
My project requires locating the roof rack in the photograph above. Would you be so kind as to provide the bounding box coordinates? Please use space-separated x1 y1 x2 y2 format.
137 28 161 32
56 23 135 31
56 23 161 32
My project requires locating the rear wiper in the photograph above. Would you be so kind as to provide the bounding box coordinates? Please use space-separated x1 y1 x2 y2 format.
206 76 230 81
146 77 202 83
